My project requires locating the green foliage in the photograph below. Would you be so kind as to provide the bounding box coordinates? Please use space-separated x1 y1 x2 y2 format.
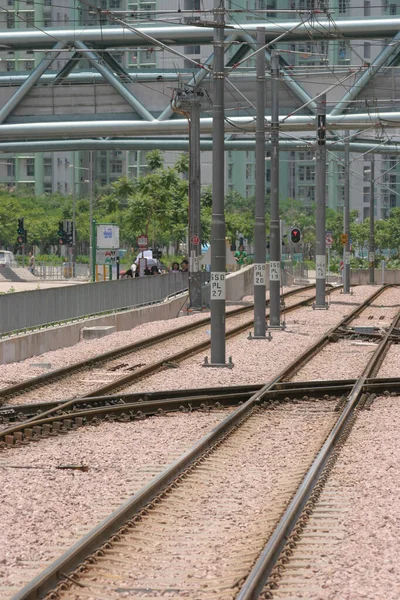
4 159 400 264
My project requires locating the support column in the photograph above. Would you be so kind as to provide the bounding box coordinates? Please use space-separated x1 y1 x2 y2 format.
343 137 351 293
314 94 328 309
205 0 230 367
251 27 267 338
369 157 375 284
188 99 202 309
89 150 94 281
269 50 282 328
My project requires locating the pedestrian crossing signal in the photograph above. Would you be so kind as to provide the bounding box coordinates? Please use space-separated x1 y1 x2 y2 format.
290 227 301 244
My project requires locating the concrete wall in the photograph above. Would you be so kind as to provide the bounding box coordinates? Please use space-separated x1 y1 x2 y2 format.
350 269 400 285
0 294 188 365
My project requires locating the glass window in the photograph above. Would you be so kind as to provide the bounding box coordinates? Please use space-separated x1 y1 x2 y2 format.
339 0 347 13
364 42 371 59
390 4 397 14
364 0 371 16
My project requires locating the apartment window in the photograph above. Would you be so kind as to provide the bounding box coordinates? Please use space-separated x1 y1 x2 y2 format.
6 61 15 71
364 0 371 15
339 41 348 60
299 166 305 181
7 159 15 177
100 159 107 172
363 166 371 181
305 166 315 181
390 194 396 207
228 164 233 179
390 3 397 14
44 12 52 26
363 187 370 202
26 158 35 177
111 162 123 174
389 174 397 184
24 61 34 71
25 12 35 27
6 14 15 28
109 0 121 7
7 0 14 5
44 0 51 4
44 158 52 177
364 42 371 59
338 0 347 13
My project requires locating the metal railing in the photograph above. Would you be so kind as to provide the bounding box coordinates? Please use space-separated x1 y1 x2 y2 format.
0 273 189 336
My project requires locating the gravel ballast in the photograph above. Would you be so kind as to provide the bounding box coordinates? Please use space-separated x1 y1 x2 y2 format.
0 411 231 592
271 395 400 600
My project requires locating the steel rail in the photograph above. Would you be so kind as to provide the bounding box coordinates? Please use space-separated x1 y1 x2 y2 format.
0 285 314 405
236 310 400 599
11 285 393 600
0 290 317 442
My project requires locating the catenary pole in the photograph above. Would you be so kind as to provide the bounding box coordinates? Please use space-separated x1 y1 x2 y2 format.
89 150 94 281
207 0 228 366
269 49 281 327
188 98 202 308
251 27 267 338
314 93 327 309
343 137 351 293
369 156 375 284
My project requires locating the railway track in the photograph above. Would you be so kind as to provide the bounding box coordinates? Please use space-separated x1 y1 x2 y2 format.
8 285 400 599
0 283 386 447
0 285 317 408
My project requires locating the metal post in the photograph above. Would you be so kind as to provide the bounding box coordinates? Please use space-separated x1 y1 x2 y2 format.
369 156 375 284
89 150 94 281
314 93 328 309
250 27 267 339
269 50 282 328
343 137 351 293
188 97 202 309
205 0 231 367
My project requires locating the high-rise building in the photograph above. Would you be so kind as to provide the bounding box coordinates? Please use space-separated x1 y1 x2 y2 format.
0 0 397 223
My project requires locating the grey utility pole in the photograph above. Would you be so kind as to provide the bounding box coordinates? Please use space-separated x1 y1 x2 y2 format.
314 93 328 309
251 27 267 339
89 150 94 281
369 156 375 284
343 137 351 293
179 87 204 309
269 49 282 328
206 0 229 366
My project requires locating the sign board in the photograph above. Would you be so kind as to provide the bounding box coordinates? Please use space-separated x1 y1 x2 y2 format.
345 252 351 264
211 272 226 299
191 235 200 245
340 233 349 245
316 255 326 279
96 249 118 265
97 224 119 249
269 261 281 281
137 234 148 249
325 230 333 248
368 252 375 263
254 263 266 286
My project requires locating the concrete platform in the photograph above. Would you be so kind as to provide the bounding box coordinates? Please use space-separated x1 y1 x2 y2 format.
82 325 116 339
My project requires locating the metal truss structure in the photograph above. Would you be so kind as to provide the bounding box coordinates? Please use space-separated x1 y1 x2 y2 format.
1 17 400 154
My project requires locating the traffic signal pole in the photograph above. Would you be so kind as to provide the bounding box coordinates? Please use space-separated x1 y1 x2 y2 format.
251 27 267 339
269 50 282 328
314 94 328 310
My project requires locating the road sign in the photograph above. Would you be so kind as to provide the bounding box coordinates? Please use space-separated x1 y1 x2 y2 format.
340 233 349 245
97 224 119 249
340 260 344 270
137 234 148 249
96 249 118 265
191 235 200 245
325 230 333 247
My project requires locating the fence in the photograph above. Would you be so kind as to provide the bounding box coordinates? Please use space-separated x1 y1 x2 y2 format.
0 273 188 336
35 263 90 280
